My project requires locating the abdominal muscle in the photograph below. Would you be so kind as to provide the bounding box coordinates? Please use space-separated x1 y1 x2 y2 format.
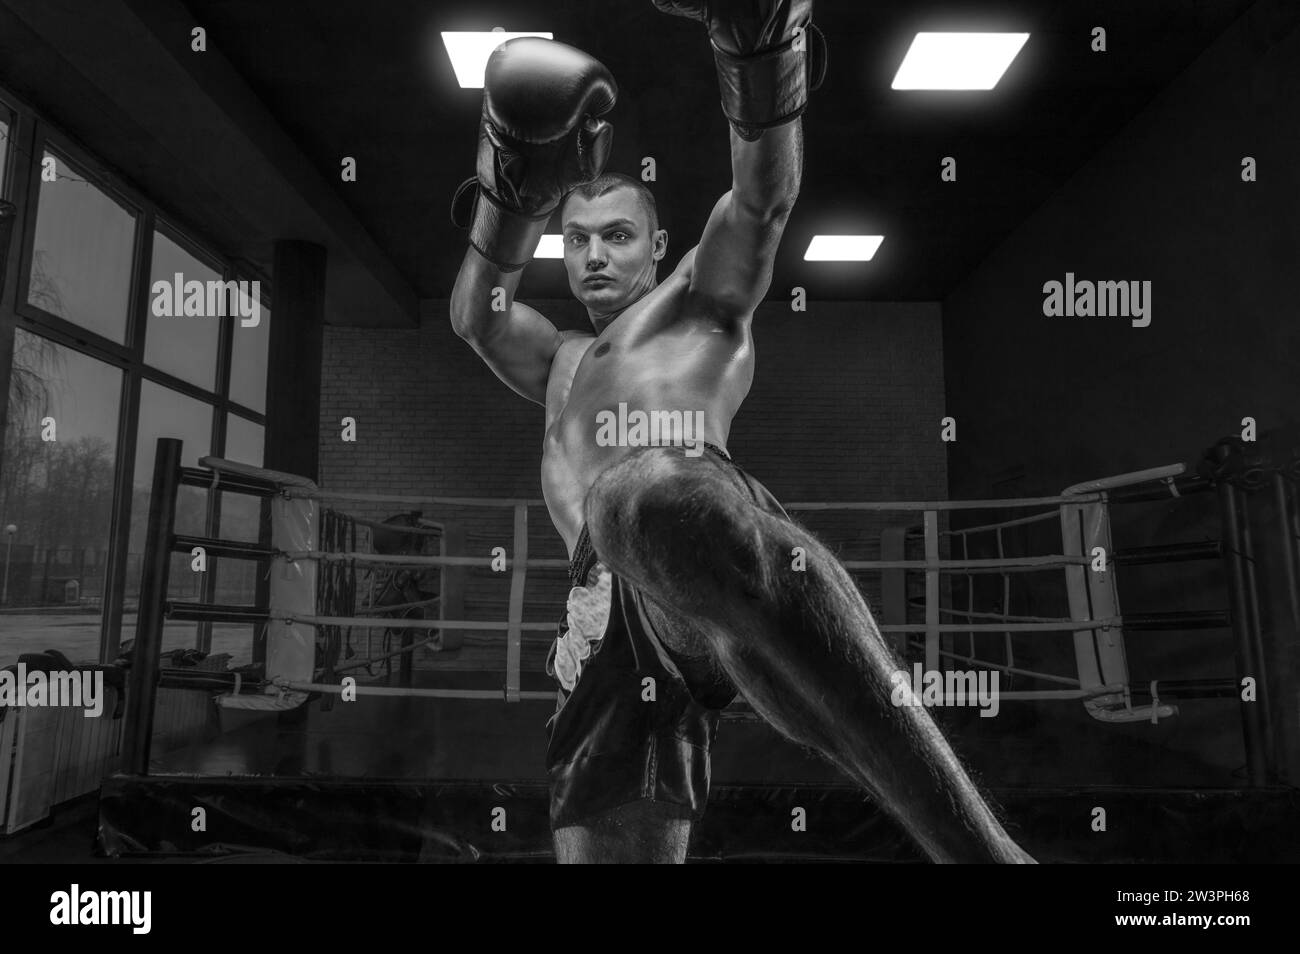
541 282 754 555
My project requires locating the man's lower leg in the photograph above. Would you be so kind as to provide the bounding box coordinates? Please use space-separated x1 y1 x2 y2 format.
553 801 692 864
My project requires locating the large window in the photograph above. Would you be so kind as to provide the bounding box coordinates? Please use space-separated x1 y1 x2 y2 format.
1 330 121 663
144 230 222 389
28 149 136 343
0 99 270 667
230 305 269 414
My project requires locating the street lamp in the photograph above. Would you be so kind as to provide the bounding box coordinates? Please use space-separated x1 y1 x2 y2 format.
2 524 15 606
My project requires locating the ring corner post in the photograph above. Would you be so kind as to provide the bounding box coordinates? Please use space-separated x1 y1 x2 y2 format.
505 504 528 703
923 510 940 674
1216 474 1270 786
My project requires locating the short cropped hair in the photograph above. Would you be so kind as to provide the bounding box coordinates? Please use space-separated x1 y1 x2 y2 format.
562 172 659 233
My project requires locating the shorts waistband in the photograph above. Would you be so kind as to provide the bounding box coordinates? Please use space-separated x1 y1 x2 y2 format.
568 442 732 586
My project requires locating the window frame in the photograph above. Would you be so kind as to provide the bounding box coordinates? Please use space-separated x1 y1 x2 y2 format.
0 89 271 663
0 102 17 201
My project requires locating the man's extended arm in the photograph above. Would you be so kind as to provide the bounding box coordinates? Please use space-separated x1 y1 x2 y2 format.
450 245 564 407
690 121 802 323
656 0 819 323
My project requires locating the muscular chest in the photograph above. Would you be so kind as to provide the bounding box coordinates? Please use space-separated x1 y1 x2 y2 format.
545 286 672 428
549 302 752 426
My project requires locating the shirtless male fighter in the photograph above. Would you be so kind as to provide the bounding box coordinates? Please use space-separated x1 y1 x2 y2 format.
449 0 1035 864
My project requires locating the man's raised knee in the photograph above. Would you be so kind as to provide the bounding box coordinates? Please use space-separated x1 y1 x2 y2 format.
585 448 761 589
586 447 702 544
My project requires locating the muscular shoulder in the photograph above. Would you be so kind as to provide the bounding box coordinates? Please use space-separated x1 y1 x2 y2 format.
672 245 752 330
672 247 698 281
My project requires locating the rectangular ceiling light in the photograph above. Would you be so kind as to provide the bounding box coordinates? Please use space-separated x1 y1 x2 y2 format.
442 31 555 88
804 235 884 262
891 32 1029 90
534 234 565 258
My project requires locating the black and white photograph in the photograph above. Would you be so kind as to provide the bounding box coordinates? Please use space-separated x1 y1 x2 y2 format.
0 0 1295 913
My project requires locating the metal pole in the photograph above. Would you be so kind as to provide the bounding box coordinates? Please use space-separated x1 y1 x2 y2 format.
1274 472 1300 638
123 438 182 776
1216 479 1269 785
1271 471 1300 783
1237 492 1276 778
924 510 939 674
505 504 528 702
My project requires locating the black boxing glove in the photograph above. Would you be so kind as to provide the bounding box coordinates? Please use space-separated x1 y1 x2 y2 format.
451 38 616 271
653 0 827 141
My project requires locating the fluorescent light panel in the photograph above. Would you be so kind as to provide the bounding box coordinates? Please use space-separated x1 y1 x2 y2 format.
442 31 554 88
534 234 565 258
804 235 884 262
892 32 1029 90
545 234 882 262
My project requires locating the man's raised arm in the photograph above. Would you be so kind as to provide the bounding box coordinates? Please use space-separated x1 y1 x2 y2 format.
447 38 617 404
655 1 821 322
450 248 565 406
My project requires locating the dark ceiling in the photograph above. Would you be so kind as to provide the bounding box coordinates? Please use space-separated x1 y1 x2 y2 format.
182 0 1258 303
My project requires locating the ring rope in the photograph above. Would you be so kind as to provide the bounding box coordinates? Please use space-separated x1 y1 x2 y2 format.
359 595 441 615
906 600 1086 625
281 486 1108 512
841 554 1089 572
938 509 1061 537
903 639 1085 687
287 549 1084 573
288 614 556 632
783 492 1106 511
332 636 441 672
882 618 1121 633
272 678 555 702
348 513 447 537
282 550 570 570
284 488 545 507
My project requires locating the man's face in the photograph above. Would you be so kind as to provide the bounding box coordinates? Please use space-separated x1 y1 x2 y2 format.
561 188 667 319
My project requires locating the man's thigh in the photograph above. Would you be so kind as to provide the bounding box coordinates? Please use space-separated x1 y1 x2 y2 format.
553 799 693 864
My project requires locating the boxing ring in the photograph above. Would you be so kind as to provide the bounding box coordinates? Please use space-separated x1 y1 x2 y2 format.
97 436 1300 862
